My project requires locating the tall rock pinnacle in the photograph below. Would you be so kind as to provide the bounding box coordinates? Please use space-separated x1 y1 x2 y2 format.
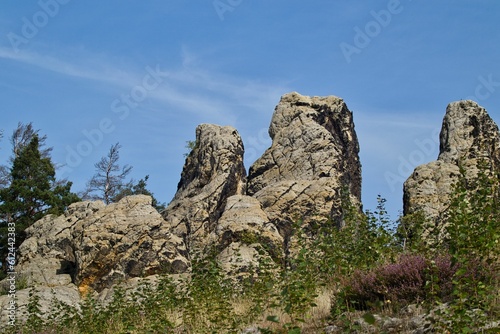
404 100 500 221
163 124 247 250
247 92 362 233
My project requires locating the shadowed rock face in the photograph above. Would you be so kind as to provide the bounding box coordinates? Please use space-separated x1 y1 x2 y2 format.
208 195 284 275
247 92 362 232
163 124 247 250
404 100 500 221
438 101 500 166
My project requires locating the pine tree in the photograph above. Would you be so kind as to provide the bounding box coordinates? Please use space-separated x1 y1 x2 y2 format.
0 135 79 273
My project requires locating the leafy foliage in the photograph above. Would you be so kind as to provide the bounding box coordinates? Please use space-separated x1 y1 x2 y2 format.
183 140 197 158
343 253 458 310
432 160 500 332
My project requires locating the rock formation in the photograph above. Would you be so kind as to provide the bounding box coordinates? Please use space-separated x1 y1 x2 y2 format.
403 100 500 221
71 195 189 294
3 93 500 330
163 124 247 251
161 92 362 267
209 195 284 274
0 195 188 304
247 92 362 235
1 91 364 323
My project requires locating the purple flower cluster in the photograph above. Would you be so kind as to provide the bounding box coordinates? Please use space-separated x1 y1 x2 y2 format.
344 254 458 309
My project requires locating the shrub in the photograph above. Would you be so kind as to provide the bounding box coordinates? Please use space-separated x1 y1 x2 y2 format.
342 253 458 310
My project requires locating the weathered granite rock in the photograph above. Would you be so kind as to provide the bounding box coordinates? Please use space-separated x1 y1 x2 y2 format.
403 161 461 220
15 201 104 287
209 195 284 273
163 124 246 250
4 195 189 300
1 91 366 325
0 201 105 325
247 92 362 234
404 100 500 220
438 100 500 165
0 285 81 324
72 195 189 293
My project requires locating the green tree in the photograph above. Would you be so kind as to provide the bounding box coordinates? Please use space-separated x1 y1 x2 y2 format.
184 140 196 158
0 135 80 273
438 160 500 331
0 122 53 190
0 130 8 189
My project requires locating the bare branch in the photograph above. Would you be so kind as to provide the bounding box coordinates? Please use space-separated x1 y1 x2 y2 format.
82 143 132 204
10 122 52 160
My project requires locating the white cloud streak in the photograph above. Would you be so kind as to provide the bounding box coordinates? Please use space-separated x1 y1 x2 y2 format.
0 46 289 125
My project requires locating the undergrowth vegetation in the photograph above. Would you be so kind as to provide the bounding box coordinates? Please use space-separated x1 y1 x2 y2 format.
4 161 500 333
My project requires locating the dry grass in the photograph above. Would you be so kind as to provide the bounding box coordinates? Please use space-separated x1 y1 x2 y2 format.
227 286 335 333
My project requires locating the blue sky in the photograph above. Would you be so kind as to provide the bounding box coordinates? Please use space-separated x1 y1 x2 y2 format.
0 1 499 219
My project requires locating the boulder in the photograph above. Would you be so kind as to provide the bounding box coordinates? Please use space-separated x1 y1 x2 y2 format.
0 285 81 324
0 202 101 324
4 195 189 299
15 201 104 287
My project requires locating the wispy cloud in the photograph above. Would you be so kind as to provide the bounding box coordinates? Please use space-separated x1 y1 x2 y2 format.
0 46 289 124
0 46 136 84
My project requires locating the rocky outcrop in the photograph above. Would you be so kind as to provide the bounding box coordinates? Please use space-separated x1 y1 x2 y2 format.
0 285 81 325
2 91 365 324
404 100 500 220
71 195 189 294
161 92 362 269
209 195 284 274
247 92 362 234
14 201 104 288
0 202 104 324
1 195 189 323
163 124 246 251
438 100 500 165
2 196 188 295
